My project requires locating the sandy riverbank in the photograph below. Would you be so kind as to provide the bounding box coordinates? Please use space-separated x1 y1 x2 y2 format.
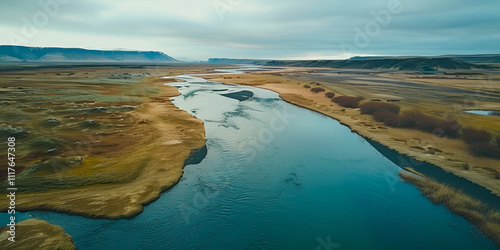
200 69 500 196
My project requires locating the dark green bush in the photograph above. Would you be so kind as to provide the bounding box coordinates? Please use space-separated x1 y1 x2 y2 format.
0 126 28 140
29 137 65 150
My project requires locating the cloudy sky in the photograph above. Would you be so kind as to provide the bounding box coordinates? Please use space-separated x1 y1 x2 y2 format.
0 0 499 60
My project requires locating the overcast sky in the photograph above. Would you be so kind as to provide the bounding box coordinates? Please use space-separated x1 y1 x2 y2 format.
1 0 499 60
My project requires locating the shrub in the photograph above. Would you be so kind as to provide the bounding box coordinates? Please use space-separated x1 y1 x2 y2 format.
469 142 500 159
373 111 400 127
398 110 421 128
0 126 28 140
414 114 442 133
41 118 61 127
396 110 461 137
310 87 325 93
440 117 462 138
79 120 101 129
29 137 65 150
332 96 364 108
303 85 311 89
325 92 335 98
359 102 400 115
462 128 492 144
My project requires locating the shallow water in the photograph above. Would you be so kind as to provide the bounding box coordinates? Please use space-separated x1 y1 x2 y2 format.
1 74 497 249
464 110 500 116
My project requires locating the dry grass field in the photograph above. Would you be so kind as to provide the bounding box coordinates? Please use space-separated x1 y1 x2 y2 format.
0 218 75 250
0 65 217 218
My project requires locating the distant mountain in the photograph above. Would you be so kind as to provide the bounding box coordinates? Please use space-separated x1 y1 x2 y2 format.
0 45 179 63
207 56 493 71
446 54 500 64
349 55 500 64
264 57 492 71
207 58 268 64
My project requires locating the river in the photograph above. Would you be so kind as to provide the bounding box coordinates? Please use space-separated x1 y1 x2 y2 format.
1 71 496 249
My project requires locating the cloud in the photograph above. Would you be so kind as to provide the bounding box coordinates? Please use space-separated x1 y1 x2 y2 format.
0 0 498 60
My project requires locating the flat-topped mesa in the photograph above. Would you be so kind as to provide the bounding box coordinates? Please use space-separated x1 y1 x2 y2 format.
0 45 180 63
264 57 492 71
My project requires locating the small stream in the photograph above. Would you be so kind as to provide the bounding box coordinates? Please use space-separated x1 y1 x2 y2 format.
464 110 500 116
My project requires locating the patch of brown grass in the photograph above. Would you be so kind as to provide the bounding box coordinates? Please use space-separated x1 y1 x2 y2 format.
0 219 75 249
